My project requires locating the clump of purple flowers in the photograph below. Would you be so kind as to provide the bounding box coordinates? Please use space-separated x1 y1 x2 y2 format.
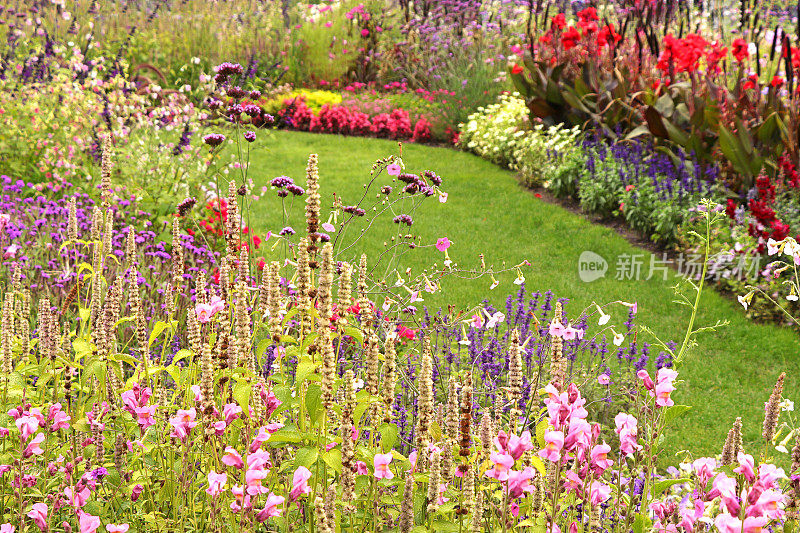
202 133 226 147
393 214 413 226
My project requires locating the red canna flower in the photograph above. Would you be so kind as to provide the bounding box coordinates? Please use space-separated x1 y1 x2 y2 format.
551 13 566 31
731 38 749 62
561 26 581 50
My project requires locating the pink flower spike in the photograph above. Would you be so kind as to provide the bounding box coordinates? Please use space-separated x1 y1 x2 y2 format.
27 503 48 531
435 237 451 252
105 526 129 533
290 466 312 501
374 453 394 479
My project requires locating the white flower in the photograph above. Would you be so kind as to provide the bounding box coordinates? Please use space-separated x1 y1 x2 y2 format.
486 312 505 328
737 295 749 309
513 274 525 285
788 294 798 302
353 378 364 391
489 281 499 290
767 238 780 256
779 399 794 412
612 331 624 346
776 445 789 454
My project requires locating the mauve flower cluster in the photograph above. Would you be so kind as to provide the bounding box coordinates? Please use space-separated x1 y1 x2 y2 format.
0 176 218 316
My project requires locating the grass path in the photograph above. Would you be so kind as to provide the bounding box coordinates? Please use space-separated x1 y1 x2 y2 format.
246 130 800 460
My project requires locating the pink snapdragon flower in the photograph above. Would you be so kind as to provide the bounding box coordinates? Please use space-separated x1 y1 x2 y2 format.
65 486 90 508
0 525 14 533
485 452 515 481
16 415 40 440
734 452 756 482
222 447 244 469
206 471 228 497
105 526 129 533
750 489 785 520
196 296 225 323
538 430 564 462
256 493 285 521
505 430 535 460
507 467 536 498
24 433 45 457
714 513 766 533
27 503 48 531
692 457 716 486
548 320 566 337
589 481 611 506
249 427 271 453
374 453 394 479
48 404 71 431
590 442 613 474
77 511 101 533
169 408 197 440
614 413 642 456
290 466 312 501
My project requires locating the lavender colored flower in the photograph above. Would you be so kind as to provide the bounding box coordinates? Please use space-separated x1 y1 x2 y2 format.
243 131 256 143
279 226 296 236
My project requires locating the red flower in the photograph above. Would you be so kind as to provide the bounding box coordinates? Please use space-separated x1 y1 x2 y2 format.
771 75 785 88
252 234 262 249
597 24 622 48
551 13 566 31
561 26 581 50
725 199 738 219
743 74 759 90
510 64 524 75
731 38 749 62
577 7 598 22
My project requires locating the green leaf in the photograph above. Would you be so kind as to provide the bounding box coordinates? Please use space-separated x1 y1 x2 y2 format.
663 404 692 427
343 326 364 346
379 423 399 452
719 125 754 179
535 419 549 448
148 321 170 347
233 381 251 413
430 521 460 532
322 448 342 473
295 355 319 385
268 427 302 444
633 512 651 533
294 447 319 469
652 478 689 496
305 384 323 423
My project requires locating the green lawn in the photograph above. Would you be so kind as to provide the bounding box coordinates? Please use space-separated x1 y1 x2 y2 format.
246 129 800 460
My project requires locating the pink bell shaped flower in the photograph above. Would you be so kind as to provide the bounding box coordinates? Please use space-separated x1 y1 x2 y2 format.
373 453 394 479
290 466 312 501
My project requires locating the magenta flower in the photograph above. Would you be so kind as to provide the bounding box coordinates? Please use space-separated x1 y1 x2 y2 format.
734 452 756 482
538 430 564 463
590 443 613 474
589 481 611 506
16 415 40 440
373 453 394 479
692 457 716 485
507 467 536 498
222 447 244 469
256 493 285 521
386 163 401 176
435 237 451 252
548 320 566 338
506 431 535 460
223 404 242 426
23 433 45 457
65 486 90 508
206 471 228 497
27 503 48 531
168 408 197 440
290 466 312 501
485 452 515 481
752 489 786 520
245 468 270 496
356 460 368 475
249 427 271 453
78 511 101 533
